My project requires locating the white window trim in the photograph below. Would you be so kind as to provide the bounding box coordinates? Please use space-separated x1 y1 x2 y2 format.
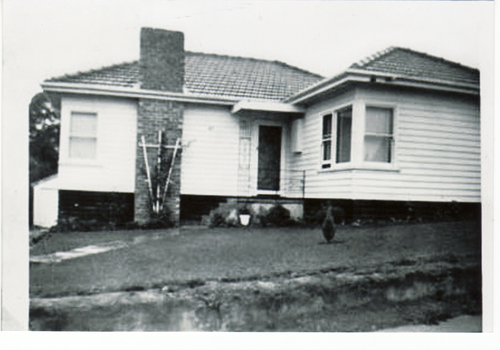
319 103 353 170
362 102 399 170
321 112 334 169
318 101 400 173
61 111 100 166
335 106 353 164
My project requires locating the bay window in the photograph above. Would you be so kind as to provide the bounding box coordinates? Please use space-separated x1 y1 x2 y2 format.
320 103 396 170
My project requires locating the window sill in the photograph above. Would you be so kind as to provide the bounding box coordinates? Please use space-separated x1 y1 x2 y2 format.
59 159 102 167
319 162 400 173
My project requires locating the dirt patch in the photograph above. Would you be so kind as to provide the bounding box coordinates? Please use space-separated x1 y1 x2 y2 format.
30 261 481 331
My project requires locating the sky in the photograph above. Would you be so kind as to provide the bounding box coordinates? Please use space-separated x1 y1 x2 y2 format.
0 0 497 334
3 0 493 106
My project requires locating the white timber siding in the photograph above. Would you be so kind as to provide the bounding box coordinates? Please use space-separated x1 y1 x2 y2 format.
290 90 358 199
181 105 240 196
33 175 59 227
181 106 298 197
57 95 138 193
294 87 480 202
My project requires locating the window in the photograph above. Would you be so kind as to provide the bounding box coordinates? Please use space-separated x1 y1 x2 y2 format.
291 118 303 153
321 107 352 168
69 112 97 159
321 114 332 168
364 107 393 163
336 107 352 163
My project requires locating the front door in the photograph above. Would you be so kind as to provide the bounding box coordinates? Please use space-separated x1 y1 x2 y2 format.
257 125 282 191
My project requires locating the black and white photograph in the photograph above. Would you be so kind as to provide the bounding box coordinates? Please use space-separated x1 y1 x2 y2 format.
1 0 497 345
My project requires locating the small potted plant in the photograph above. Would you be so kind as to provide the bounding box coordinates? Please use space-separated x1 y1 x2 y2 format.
238 206 252 226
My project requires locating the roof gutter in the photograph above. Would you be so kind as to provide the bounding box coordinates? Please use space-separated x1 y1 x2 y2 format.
285 68 479 104
41 82 239 106
232 100 305 114
283 73 372 104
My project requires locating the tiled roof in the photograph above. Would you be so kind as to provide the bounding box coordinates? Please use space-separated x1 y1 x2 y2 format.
46 52 324 101
350 47 479 86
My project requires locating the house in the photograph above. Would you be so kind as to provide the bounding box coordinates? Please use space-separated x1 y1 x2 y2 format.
33 27 480 227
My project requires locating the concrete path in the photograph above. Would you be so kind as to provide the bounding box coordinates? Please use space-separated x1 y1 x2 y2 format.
30 231 174 264
378 315 482 332
30 241 128 263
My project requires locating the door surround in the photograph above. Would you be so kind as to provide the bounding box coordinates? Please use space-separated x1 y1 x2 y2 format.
252 119 286 196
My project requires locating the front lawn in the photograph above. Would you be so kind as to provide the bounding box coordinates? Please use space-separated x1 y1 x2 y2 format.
30 221 481 298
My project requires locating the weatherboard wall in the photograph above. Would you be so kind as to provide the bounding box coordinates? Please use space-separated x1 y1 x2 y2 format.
294 86 480 203
180 105 240 196
289 90 358 199
57 95 138 193
180 106 297 198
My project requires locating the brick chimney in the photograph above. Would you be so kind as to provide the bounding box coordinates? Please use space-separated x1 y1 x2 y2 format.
140 27 185 92
135 28 185 225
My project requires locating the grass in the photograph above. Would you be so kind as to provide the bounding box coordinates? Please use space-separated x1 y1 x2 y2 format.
30 221 481 298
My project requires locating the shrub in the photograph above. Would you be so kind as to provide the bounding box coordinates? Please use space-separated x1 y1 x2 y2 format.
50 217 115 233
205 202 303 228
141 206 175 229
206 210 227 228
49 208 174 233
258 204 294 227
205 202 256 228
206 205 240 228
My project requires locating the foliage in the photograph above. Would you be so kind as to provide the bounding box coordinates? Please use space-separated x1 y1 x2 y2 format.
50 217 114 233
49 214 174 233
29 92 60 183
204 202 250 228
204 202 301 228
258 204 294 227
143 206 174 229
205 210 228 228
49 193 173 233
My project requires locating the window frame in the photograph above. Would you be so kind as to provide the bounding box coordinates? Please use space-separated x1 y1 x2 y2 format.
68 112 98 160
363 105 395 164
320 104 353 170
318 101 399 173
335 106 353 164
321 113 333 169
